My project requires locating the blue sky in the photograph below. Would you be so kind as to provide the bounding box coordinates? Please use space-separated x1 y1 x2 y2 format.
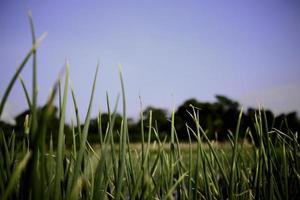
1 0 300 122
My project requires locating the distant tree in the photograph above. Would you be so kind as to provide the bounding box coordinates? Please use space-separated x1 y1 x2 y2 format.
215 95 239 110
2 95 299 145
142 106 170 140
89 113 123 143
12 106 73 146
0 120 14 138
174 98 201 140
174 96 245 141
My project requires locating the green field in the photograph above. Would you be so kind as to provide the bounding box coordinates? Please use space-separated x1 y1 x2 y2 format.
1 14 300 200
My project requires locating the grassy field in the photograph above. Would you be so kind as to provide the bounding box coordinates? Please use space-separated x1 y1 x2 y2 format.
0 13 299 200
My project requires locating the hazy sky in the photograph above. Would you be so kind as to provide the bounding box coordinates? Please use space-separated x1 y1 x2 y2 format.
1 0 300 122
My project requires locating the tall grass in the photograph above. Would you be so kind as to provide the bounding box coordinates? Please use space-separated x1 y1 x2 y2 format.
0 13 299 200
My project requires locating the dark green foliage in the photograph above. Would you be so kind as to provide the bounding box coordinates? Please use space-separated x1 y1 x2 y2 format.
4 95 300 144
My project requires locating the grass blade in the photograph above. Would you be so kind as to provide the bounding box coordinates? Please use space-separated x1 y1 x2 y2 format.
229 109 243 200
54 62 69 200
3 151 32 200
67 64 99 199
0 32 46 118
115 66 127 200
19 76 32 108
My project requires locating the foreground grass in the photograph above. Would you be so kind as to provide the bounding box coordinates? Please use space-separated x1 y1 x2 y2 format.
0 12 300 200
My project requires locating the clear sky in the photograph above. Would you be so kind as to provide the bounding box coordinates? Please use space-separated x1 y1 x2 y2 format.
1 0 300 123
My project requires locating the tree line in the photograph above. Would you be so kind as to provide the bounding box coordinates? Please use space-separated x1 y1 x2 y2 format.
1 95 299 145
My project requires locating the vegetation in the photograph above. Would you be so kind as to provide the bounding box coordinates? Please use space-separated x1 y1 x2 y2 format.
0 13 299 200
3 95 300 145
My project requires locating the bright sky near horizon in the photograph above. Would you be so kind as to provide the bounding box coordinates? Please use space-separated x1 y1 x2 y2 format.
1 0 300 123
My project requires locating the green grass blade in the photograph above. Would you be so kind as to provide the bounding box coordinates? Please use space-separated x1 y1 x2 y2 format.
229 109 243 200
107 94 120 184
19 76 32 108
97 109 103 144
68 64 99 199
71 121 77 158
0 129 11 178
282 142 289 200
0 32 46 117
187 107 229 186
186 126 193 199
28 11 38 144
38 79 60 198
54 63 69 200
58 80 62 116
70 83 82 137
3 151 32 200
115 66 127 200
164 172 188 200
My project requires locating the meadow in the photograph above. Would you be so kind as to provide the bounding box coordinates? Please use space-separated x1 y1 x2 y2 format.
0 13 299 200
